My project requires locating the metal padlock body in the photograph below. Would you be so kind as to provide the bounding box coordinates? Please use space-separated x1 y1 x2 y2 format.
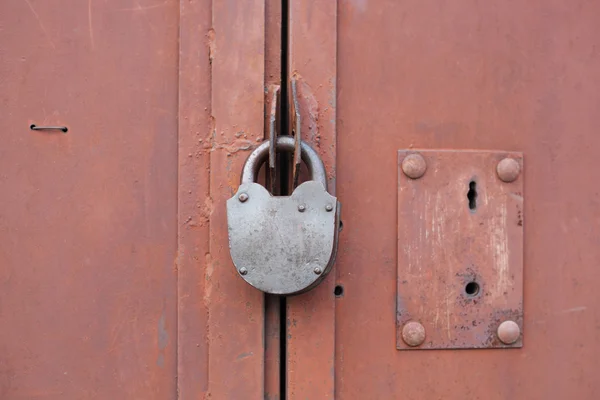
227 137 340 295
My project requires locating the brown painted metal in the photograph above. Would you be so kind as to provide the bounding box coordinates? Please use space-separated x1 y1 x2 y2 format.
0 0 180 398
290 77 302 187
2 0 268 398
176 0 211 397
331 0 600 398
286 2 338 399
205 0 266 398
397 150 524 350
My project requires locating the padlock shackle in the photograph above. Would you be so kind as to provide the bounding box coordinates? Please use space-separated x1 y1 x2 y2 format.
241 136 328 190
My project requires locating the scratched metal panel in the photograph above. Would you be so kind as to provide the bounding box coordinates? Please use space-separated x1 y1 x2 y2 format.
396 150 523 350
0 0 179 398
333 0 600 398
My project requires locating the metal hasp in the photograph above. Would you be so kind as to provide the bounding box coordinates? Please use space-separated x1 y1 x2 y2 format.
397 150 524 350
227 136 340 295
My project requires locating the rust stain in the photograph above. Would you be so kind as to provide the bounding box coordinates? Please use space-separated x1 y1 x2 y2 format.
293 74 320 146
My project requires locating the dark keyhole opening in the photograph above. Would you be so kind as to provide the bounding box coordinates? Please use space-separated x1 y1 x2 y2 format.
467 181 477 210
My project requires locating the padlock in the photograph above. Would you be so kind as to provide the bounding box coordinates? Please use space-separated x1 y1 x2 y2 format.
226 136 340 295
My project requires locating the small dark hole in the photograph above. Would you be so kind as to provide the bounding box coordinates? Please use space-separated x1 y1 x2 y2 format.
465 281 480 296
334 285 344 297
338 220 344 232
61 127 68 133
29 124 36 130
467 181 477 210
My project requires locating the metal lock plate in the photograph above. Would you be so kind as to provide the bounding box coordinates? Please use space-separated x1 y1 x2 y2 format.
227 181 339 295
397 150 524 350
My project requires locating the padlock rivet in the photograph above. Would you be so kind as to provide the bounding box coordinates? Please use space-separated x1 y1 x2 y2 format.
298 204 306 212
497 320 520 344
239 267 248 275
402 321 426 347
238 193 249 202
314 267 322 275
325 203 333 212
401 153 427 179
496 158 521 183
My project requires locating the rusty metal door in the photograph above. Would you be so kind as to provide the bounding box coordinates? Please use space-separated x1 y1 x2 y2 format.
0 0 268 398
285 1 600 399
3 1 600 399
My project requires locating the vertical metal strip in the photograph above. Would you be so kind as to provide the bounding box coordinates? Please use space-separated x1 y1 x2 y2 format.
177 0 212 397
286 2 338 399
207 0 266 398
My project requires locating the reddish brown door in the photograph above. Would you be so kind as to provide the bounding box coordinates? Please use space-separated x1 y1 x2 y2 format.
0 0 267 398
3 1 600 399
287 1 600 399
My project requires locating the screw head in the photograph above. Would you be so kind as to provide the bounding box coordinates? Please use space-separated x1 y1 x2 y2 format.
238 192 249 202
401 153 427 179
239 267 248 275
402 321 426 347
298 204 306 212
325 203 334 212
314 267 322 275
497 320 520 344
496 158 521 182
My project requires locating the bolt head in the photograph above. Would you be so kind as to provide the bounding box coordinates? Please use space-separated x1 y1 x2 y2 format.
239 267 248 276
402 153 427 179
496 158 521 182
497 320 520 344
238 192 249 202
298 204 306 212
325 203 334 212
314 267 322 275
402 321 426 347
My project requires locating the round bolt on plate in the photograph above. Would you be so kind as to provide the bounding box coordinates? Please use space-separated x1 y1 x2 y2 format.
298 204 306 212
497 320 520 344
402 321 426 347
314 267 322 275
239 267 248 275
402 154 427 179
238 193 249 202
496 158 521 182
325 203 334 212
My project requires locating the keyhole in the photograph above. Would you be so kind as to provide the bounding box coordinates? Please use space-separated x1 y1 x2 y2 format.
467 181 477 210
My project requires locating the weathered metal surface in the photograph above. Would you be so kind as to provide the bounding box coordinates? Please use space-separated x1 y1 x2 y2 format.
228 137 338 295
0 0 180 398
241 137 328 189
290 77 302 187
267 85 280 193
228 180 338 295
205 0 266 398
176 0 211 397
397 150 524 350
264 294 281 400
286 2 338 399
332 0 600 398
